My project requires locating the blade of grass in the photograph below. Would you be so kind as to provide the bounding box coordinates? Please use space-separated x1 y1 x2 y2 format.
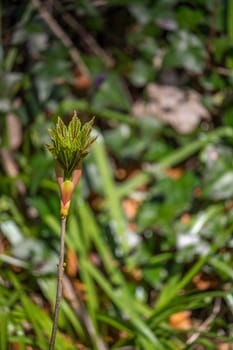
118 126 233 198
10 336 31 350
9 271 76 350
150 222 233 319
21 294 49 350
60 300 85 340
0 309 8 350
97 314 133 335
76 199 121 283
84 260 164 349
150 290 227 329
209 256 233 280
68 212 99 328
154 205 223 311
138 337 161 350
154 127 233 175
160 339 180 350
152 274 181 313
39 278 85 341
77 198 151 317
177 222 233 290
92 138 128 253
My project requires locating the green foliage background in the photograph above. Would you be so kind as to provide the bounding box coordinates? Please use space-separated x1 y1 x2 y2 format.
1 1 233 349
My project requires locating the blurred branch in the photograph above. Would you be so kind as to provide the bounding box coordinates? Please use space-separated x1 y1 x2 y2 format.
63 275 109 350
186 298 221 345
31 0 90 77
0 0 2 72
1 148 26 195
207 0 218 55
62 12 114 68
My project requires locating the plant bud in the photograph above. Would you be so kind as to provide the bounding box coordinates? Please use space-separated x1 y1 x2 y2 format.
60 180 74 217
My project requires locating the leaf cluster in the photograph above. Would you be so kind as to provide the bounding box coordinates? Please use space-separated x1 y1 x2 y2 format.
46 114 97 179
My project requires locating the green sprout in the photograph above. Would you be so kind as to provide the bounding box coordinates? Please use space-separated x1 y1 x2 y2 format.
47 112 96 350
47 111 96 180
47 112 97 217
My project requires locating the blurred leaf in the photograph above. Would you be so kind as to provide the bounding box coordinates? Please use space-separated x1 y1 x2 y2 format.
0 220 23 245
176 6 204 30
92 73 131 111
201 144 233 200
163 30 206 73
196 338 217 349
144 140 172 162
0 309 8 350
137 171 199 230
210 256 233 280
129 4 152 25
128 60 155 87
138 37 158 60
203 171 233 200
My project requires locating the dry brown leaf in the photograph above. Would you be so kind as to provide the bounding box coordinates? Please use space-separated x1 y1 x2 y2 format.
181 213 191 225
131 268 143 281
147 83 183 108
6 113 23 150
11 343 20 350
218 343 233 350
88 252 101 267
128 222 137 231
122 265 142 282
132 100 147 117
132 83 210 134
169 310 192 330
1 148 19 177
66 248 79 277
74 74 92 90
73 280 87 293
0 235 8 254
73 280 87 301
89 192 104 211
119 330 129 339
225 200 233 211
193 187 202 198
122 197 140 220
193 273 219 291
128 169 149 192
115 167 127 180
0 148 25 197
76 342 89 350
165 167 183 179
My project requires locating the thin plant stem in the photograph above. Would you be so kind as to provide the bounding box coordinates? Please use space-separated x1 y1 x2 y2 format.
31 0 90 78
49 216 67 350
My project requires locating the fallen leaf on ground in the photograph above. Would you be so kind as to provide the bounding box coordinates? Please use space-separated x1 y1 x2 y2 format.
169 310 192 330
66 248 79 277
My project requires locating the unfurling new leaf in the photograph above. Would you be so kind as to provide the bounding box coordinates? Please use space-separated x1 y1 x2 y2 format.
47 112 97 217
